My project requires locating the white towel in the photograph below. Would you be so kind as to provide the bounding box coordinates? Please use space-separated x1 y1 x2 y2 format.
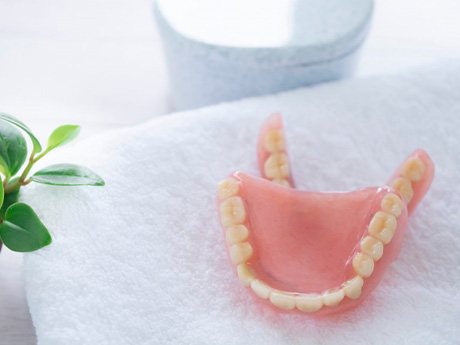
23 62 460 345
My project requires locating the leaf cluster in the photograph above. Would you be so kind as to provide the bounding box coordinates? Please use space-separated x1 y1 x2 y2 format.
0 113 104 252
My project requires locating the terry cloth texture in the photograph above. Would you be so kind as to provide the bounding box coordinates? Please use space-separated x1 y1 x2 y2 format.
23 62 460 345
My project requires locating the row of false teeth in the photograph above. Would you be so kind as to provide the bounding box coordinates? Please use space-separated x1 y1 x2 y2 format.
238 264 365 312
263 129 290 187
392 156 425 202
352 156 425 279
218 156 425 312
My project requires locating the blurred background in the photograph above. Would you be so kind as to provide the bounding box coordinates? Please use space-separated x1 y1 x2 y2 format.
0 0 459 343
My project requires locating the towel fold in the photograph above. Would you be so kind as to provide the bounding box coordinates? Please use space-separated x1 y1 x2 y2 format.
23 62 460 345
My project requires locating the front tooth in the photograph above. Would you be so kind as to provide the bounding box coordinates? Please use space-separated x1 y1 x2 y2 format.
360 236 384 261
264 153 290 179
250 279 272 299
269 291 296 310
264 129 285 153
368 211 397 244
322 288 345 307
352 252 374 278
226 225 249 244
381 193 403 217
236 264 254 287
392 177 414 203
401 156 425 182
230 242 253 264
343 276 364 299
272 179 290 187
218 178 239 200
220 196 246 227
295 293 323 313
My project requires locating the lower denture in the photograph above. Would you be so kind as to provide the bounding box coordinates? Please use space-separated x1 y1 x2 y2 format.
217 114 434 315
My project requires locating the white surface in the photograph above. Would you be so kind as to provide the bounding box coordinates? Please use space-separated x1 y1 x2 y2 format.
0 0 460 343
23 62 460 344
157 0 371 47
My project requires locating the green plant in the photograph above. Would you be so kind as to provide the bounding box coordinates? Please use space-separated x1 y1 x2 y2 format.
0 113 104 252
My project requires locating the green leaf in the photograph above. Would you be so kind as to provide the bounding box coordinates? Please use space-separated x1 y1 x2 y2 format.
0 156 9 177
0 121 28 177
45 125 80 153
0 112 42 153
0 203 52 252
0 188 19 218
0 176 3 209
31 164 105 186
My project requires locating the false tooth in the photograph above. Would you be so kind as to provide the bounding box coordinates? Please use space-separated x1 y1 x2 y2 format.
230 242 253 264
343 276 364 300
220 196 246 227
352 252 374 278
360 236 384 261
264 153 290 179
264 129 285 153
250 280 272 299
368 211 397 244
218 178 239 200
295 293 323 313
401 156 425 182
392 177 414 203
322 289 345 307
226 225 249 245
381 193 403 217
270 291 296 310
236 264 254 287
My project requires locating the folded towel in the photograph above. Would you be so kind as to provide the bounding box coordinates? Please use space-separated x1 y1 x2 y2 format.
23 62 460 345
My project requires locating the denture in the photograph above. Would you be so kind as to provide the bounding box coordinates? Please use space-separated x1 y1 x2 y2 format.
217 114 434 315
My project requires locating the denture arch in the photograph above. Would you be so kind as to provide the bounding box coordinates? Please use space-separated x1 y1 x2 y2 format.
217 114 434 315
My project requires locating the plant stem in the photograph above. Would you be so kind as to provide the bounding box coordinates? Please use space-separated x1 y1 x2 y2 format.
3 149 48 194
19 155 35 182
4 154 35 194
32 150 47 163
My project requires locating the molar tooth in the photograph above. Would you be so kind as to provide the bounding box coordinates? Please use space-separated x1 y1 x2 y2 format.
392 177 414 203
272 179 290 187
322 288 345 307
269 291 296 310
352 252 374 278
343 276 364 300
220 196 246 227
360 236 384 261
218 178 239 200
264 153 290 179
264 129 285 153
236 264 254 287
368 211 397 244
377 227 395 244
295 293 323 313
381 193 403 217
226 225 249 244
401 156 425 182
230 242 253 264
250 279 272 299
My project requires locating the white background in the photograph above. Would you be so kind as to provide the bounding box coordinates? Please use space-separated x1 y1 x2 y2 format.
0 0 459 343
